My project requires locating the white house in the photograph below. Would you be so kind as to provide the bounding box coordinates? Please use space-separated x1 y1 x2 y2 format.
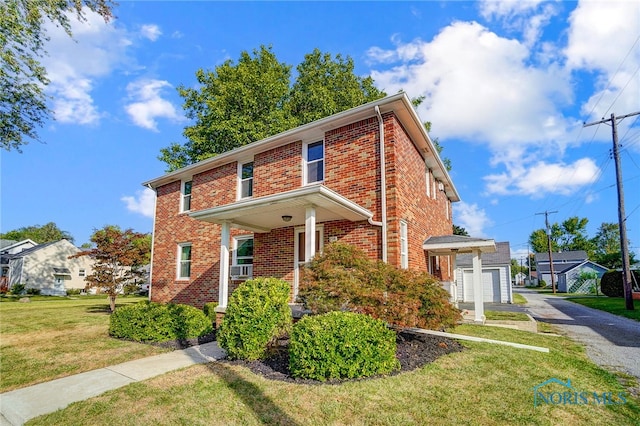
3 239 94 295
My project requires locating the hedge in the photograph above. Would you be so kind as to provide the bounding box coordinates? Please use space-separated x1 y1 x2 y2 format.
109 301 213 342
217 277 292 360
289 311 400 381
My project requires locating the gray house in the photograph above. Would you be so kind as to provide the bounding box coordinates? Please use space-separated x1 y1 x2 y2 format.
455 241 513 303
534 251 608 293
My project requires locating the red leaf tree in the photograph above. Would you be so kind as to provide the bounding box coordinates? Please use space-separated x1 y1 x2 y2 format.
70 225 151 312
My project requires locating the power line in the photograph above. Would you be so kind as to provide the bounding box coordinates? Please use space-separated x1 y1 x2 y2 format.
584 111 640 310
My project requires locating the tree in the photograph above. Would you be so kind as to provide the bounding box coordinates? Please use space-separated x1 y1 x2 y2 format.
592 222 637 269
70 225 150 312
160 46 387 171
412 96 452 172
0 222 74 243
288 49 386 124
1 0 116 152
453 224 469 236
529 216 594 254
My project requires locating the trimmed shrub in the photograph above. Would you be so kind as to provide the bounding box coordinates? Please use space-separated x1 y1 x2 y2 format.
217 277 292 360
289 311 400 381
600 270 640 297
66 288 82 296
26 288 41 295
298 242 461 329
109 301 213 342
10 283 25 295
203 302 218 325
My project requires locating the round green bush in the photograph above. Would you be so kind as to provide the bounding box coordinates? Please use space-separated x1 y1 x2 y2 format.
109 301 213 342
217 277 292 360
289 311 400 381
600 270 640 297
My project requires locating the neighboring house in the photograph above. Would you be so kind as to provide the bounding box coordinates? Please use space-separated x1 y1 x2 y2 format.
534 251 608 293
513 272 527 286
1 239 38 291
455 241 512 303
144 92 467 312
3 239 94 295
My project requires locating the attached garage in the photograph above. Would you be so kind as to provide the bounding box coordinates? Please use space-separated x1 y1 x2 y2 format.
456 242 512 304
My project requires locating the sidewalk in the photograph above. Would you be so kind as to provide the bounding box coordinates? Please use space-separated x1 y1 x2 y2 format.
0 342 226 426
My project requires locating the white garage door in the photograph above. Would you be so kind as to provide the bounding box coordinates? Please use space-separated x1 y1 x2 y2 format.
463 269 501 303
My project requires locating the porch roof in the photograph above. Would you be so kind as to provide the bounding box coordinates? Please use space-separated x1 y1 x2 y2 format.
423 235 496 255
189 184 373 233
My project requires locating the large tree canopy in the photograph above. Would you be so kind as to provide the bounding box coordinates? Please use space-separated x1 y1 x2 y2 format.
1 0 116 152
159 46 387 171
0 222 74 243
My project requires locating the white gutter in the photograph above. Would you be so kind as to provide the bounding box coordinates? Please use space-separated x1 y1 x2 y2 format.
145 184 157 302
374 105 388 263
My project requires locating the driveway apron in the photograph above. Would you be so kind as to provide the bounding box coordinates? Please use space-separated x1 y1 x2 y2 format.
517 288 640 381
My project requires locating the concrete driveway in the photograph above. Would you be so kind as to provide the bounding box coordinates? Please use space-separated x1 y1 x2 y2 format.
517 288 640 382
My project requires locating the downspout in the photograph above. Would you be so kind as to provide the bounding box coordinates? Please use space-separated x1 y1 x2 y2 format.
372 105 388 263
145 184 157 302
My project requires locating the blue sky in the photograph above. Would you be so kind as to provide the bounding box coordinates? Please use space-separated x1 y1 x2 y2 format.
2 1 639 261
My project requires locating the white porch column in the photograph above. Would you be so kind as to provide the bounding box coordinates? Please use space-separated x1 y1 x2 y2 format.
218 221 230 308
305 206 316 262
472 249 485 323
451 254 458 307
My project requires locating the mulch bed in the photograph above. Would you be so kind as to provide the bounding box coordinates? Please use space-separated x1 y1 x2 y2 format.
221 331 464 385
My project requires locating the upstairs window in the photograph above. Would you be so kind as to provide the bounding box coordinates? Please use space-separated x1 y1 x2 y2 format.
177 243 192 279
79 269 86 277
239 162 254 199
305 141 324 184
181 180 192 212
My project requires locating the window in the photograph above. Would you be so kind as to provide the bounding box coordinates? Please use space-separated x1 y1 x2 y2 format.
181 180 192 212
305 141 324 184
231 236 253 279
426 168 431 197
79 269 85 277
177 243 192 279
239 162 254 198
400 220 408 269
233 236 254 265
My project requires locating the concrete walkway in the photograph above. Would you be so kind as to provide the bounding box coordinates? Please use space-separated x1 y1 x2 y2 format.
0 342 226 426
517 288 640 382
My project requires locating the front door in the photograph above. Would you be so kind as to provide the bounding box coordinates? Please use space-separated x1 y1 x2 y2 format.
294 226 323 298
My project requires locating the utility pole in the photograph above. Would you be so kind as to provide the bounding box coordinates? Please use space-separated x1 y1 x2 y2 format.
537 210 558 293
584 111 639 310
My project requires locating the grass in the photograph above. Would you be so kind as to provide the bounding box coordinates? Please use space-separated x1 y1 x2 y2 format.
484 311 530 321
25 324 640 425
513 293 527 304
0 295 168 392
4 296 639 425
566 296 640 322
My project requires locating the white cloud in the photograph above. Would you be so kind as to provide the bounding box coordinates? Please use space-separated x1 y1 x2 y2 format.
479 0 558 47
565 1 640 121
125 79 184 131
141 24 162 41
484 158 600 197
453 201 493 238
42 9 133 125
122 188 156 218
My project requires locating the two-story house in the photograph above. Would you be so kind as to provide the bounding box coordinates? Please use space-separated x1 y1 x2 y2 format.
144 92 468 315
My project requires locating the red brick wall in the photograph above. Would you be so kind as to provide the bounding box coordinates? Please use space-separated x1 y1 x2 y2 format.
254 141 302 197
150 112 453 308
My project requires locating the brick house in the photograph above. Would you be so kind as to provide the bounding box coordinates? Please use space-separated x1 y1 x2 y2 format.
143 92 462 313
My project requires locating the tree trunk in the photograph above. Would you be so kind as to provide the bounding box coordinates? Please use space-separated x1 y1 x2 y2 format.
109 295 117 312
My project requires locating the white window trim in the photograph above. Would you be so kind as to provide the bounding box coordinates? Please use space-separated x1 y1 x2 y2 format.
232 235 254 266
237 161 254 200
426 168 431 198
400 220 408 269
180 180 192 213
302 140 325 185
177 243 192 280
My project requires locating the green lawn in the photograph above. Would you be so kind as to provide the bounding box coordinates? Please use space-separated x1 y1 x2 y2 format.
566 296 640 322
0 295 168 392
513 293 527 304
3 296 638 425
